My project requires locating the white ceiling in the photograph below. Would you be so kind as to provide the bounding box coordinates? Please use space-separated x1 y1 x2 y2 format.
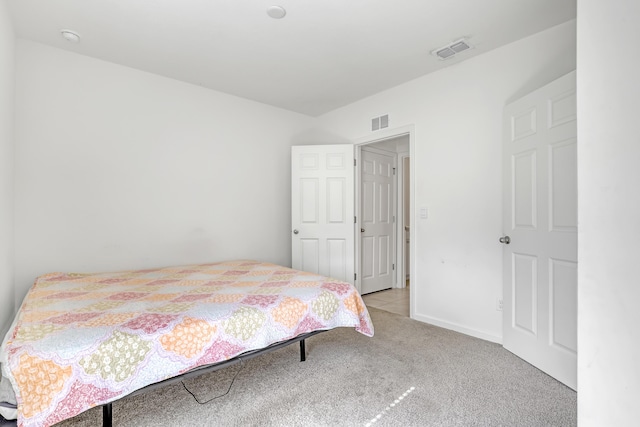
7 0 576 117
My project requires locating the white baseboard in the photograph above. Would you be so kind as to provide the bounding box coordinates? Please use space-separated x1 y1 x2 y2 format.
411 312 502 344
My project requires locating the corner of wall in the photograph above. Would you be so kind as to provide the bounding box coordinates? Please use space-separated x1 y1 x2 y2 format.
0 1 16 338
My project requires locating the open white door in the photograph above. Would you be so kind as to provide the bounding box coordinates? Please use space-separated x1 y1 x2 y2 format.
291 145 355 285
502 71 577 390
360 147 396 294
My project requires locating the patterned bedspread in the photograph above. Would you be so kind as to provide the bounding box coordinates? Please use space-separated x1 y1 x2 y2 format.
1 260 373 427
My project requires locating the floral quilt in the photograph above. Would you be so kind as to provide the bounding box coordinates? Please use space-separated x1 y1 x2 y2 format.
1 260 373 427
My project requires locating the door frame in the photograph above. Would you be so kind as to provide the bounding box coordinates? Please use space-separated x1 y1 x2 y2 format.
354 125 415 318
399 153 410 281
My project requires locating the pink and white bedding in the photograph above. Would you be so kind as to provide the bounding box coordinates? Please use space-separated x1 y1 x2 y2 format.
1 260 374 427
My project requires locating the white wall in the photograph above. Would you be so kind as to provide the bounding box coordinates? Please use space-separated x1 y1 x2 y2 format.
13 40 314 305
0 2 15 337
315 21 577 342
577 1 640 425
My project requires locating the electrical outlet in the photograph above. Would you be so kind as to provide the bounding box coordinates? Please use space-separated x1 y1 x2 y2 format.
496 298 503 311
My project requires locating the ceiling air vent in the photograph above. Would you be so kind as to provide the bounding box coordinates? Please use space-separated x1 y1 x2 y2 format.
432 38 472 61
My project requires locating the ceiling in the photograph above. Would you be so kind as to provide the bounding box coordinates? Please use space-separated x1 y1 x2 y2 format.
7 0 576 117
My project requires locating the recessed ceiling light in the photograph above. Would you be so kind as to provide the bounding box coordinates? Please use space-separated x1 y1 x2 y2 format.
60 30 81 43
267 5 286 19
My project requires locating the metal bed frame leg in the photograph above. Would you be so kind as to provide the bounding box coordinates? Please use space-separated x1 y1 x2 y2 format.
97 332 319 426
103 402 112 427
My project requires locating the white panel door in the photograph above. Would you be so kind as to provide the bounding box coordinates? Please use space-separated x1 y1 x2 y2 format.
291 145 355 284
360 148 395 294
502 71 577 390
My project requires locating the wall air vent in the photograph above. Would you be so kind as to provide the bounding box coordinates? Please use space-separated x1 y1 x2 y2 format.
371 114 389 131
432 38 473 60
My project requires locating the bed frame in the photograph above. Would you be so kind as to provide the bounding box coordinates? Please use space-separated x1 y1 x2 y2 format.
1 331 322 427
100 330 322 427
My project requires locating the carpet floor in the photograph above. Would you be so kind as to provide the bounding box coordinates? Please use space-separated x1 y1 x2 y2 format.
56 307 576 426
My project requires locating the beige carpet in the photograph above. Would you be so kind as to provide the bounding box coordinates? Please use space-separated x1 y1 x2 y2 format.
56 308 576 426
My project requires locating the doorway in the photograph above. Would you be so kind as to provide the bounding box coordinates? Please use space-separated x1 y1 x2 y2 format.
355 128 413 318
290 125 415 318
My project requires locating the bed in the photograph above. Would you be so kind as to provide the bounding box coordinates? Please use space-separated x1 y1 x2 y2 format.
0 260 374 427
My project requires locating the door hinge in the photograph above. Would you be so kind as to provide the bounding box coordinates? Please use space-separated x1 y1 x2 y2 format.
354 159 356 167
354 216 357 224
392 264 395 270
393 215 395 223
354 273 357 280
393 167 396 175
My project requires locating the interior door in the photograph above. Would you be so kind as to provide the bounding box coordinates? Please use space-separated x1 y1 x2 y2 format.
360 148 395 294
291 145 355 284
502 71 577 390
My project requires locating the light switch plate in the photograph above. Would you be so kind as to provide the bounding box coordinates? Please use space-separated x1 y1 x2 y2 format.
420 207 428 219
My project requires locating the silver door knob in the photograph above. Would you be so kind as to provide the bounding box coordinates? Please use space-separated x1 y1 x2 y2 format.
499 236 511 244
361 228 365 233
293 229 299 234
